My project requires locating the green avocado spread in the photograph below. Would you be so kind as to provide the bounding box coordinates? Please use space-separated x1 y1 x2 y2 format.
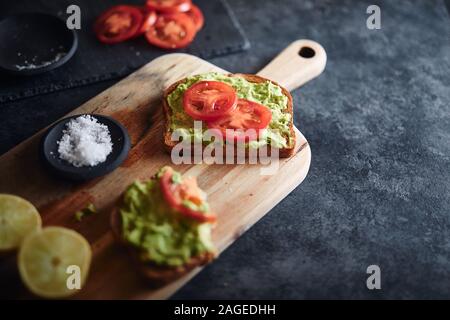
120 169 215 267
167 72 293 148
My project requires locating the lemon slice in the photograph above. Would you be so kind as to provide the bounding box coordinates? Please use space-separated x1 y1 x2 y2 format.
18 227 92 299
0 194 42 251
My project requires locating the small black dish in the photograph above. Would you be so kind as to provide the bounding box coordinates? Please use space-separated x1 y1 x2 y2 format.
40 114 131 181
0 13 78 76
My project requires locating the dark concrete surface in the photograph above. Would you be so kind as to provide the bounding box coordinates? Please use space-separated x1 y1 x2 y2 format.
1 0 449 299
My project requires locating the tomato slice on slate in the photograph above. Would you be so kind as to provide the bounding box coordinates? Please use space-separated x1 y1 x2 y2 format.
160 168 217 223
139 9 157 34
185 4 204 31
183 81 238 121
146 0 192 14
94 5 144 44
207 99 273 143
145 13 196 49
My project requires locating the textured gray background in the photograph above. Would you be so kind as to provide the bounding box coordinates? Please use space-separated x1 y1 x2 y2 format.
1 0 449 299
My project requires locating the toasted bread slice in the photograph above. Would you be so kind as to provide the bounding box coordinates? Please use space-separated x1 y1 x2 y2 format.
110 174 216 286
111 208 214 286
162 74 296 158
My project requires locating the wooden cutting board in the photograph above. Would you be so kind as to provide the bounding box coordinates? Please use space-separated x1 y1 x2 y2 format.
0 40 326 299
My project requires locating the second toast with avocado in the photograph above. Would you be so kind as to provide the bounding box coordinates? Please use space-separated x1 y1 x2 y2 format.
111 166 216 285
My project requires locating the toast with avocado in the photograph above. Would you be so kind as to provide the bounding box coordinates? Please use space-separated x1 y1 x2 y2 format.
162 72 296 158
111 166 216 285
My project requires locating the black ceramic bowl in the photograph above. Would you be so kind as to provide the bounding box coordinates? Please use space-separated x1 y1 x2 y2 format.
0 13 78 75
40 114 131 181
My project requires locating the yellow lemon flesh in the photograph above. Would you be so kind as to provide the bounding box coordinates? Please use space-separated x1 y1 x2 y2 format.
18 227 92 299
0 194 42 251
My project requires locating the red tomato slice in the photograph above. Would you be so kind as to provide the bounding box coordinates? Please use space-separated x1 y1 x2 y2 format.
183 81 238 121
146 0 192 13
139 9 157 34
185 4 204 31
207 99 273 142
145 13 196 49
94 5 143 44
160 168 217 223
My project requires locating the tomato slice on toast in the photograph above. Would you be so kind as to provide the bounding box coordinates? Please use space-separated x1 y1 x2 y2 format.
160 168 217 223
183 81 238 121
207 99 273 143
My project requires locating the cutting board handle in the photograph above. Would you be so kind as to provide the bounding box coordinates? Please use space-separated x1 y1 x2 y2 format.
257 39 327 92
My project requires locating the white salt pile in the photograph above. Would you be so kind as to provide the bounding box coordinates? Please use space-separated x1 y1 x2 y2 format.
57 115 113 167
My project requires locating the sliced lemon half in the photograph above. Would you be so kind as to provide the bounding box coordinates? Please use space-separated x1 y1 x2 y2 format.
0 194 42 251
18 227 92 299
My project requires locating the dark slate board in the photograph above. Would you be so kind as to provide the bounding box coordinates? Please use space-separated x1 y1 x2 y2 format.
0 0 250 103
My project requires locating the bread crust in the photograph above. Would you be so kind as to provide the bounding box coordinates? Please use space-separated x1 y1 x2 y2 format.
110 205 215 286
162 74 296 158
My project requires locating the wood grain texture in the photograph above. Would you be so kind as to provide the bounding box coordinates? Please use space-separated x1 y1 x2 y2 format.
0 43 319 299
258 39 327 91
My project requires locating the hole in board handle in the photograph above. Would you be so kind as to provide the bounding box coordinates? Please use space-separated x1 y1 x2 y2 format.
299 46 315 58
